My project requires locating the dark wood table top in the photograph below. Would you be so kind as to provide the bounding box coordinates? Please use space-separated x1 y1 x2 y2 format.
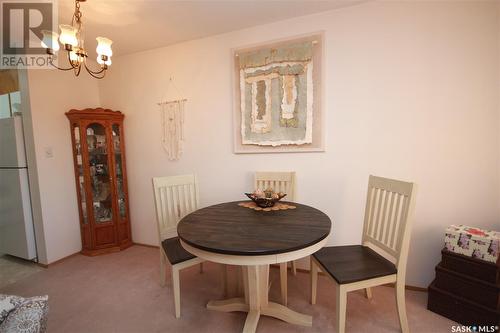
177 201 331 256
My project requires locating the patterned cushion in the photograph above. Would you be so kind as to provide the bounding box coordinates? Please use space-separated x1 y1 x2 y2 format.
0 295 24 324
0 295 48 333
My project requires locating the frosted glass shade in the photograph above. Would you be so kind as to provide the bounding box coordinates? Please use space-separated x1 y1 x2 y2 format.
41 30 60 51
59 24 78 47
96 37 113 57
97 55 111 66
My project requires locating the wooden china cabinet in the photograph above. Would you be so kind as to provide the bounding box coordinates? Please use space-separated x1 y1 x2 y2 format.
66 108 132 256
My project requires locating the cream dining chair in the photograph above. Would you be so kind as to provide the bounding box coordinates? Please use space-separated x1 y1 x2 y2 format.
310 175 417 333
152 174 206 318
255 171 296 306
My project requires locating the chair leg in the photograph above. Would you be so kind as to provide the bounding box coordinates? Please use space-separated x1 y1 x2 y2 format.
160 251 167 287
310 258 318 305
279 262 288 306
242 266 249 304
236 266 245 297
364 287 372 299
291 260 297 275
221 264 229 297
172 266 181 318
199 263 204 274
336 284 347 333
396 278 409 333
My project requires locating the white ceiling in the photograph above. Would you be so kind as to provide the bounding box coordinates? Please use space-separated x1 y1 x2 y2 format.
58 0 367 56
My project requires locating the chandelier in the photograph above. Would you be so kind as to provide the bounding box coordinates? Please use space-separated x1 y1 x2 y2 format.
41 0 112 79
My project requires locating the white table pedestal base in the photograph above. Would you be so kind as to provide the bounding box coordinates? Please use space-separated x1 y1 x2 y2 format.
206 265 312 333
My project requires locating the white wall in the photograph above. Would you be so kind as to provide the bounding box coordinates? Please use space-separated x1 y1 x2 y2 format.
17 69 48 264
98 0 500 288
27 69 101 263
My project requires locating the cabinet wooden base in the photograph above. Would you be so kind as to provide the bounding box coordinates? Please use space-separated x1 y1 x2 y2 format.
81 241 132 256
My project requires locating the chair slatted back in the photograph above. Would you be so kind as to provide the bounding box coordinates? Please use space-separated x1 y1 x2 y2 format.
362 175 416 267
254 171 296 201
152 174 200 241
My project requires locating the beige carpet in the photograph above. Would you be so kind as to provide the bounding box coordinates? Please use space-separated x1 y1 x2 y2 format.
0 254 43 289
0 245 456 332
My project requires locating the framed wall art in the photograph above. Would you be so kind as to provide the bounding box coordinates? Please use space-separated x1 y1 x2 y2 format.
233 32 325 153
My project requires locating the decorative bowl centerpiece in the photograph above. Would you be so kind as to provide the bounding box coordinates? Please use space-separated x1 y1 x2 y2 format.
245 188 287 208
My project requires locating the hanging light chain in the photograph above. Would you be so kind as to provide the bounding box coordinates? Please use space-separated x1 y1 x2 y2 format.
73 0 82 24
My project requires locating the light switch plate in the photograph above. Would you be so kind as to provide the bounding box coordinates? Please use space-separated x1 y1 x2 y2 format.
44 147 53 158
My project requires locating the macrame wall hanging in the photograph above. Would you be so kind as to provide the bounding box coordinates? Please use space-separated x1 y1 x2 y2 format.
157 78 187 161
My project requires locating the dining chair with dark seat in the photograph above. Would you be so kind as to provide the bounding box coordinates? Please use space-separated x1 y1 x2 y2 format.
255 171 297 306
310 175 417 333
161 237 196 265
152 174 212 318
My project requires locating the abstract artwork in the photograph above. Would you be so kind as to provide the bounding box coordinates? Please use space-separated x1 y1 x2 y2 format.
233 33 324 153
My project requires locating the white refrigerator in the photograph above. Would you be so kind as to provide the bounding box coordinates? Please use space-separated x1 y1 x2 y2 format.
0 114 37 260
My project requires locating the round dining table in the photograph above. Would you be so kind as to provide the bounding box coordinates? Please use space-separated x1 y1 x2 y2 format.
177 201 331 333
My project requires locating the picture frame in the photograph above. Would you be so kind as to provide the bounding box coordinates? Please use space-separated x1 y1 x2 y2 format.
232 32 325 154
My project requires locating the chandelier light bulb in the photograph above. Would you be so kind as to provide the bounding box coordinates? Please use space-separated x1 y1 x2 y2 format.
69 50 80 62
41 30 60 51
97 55 112 66
59 24 78 47
96 37 113 57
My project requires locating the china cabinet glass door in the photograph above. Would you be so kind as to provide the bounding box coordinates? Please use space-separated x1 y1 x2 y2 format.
112 124 126 221
85 122 113 224
73 124 88 224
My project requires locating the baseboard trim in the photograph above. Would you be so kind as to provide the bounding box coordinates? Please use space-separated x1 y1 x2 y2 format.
133 242 159 249
36 243 158 268
36 251 81 268
380 282 427 292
